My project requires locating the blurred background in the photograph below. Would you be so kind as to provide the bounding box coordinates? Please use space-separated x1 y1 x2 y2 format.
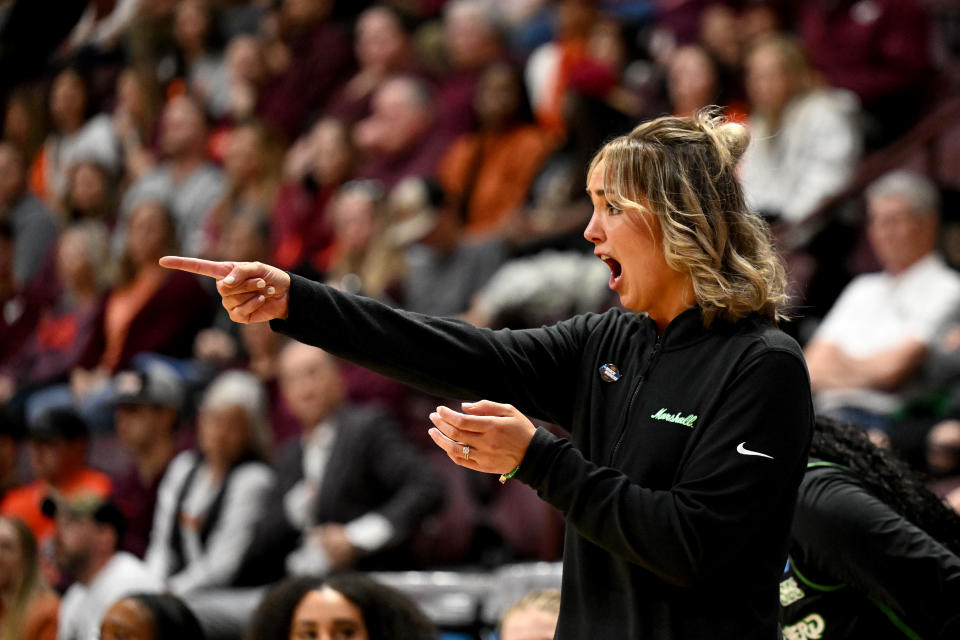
1 0 960 638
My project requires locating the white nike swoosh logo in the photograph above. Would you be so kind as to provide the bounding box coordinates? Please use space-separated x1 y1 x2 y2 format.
737 442 773 459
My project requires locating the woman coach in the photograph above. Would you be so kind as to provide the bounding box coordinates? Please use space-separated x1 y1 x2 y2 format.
161 110 813 639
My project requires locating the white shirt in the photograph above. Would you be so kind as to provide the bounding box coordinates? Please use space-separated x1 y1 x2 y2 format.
284 420 394 576
740 89 861 224
57 552 163 640
813 253 960 412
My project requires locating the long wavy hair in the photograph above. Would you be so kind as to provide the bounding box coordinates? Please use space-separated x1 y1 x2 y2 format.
0 517 46 640
588 109 789 326
811 416 960 555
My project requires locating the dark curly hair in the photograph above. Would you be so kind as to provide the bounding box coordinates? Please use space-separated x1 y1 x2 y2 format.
811 416 960 555
245 573 436 640
121 593 206 640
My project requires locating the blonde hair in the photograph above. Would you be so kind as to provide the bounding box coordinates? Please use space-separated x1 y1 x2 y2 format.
0 517 46 640
588 109 788 326
499 589 561 633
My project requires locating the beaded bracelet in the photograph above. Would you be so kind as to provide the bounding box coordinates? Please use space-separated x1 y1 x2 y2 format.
499 465 520 484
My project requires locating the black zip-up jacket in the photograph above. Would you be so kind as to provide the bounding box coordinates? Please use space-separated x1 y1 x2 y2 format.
271 274 814 639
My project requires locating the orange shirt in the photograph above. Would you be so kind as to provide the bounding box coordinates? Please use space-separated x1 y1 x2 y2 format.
0 469 113 544
437 124 557 234
99 269 166 372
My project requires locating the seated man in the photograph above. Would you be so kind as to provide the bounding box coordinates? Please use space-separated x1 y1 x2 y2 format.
804 170 960 430
51 496 163 640
1 409 111 547
236 341 444 585
110 362 183 558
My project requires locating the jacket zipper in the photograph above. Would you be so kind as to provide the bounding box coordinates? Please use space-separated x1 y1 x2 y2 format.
608 333 661 465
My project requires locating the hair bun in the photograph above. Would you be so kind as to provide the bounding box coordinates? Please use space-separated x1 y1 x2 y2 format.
716 122 750 164
716 121 750 164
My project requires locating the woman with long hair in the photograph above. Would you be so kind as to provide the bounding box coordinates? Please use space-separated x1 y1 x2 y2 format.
161 110 813 639
782 416 960 639
0 516 58 640
145 370 274 594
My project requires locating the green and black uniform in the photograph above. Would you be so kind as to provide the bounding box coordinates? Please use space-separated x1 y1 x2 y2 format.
272 273 814 639
782 462 960 640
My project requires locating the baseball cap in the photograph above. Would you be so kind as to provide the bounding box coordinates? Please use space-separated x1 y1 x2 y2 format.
113 362 184 411
41 493 126 538
27 408 88 442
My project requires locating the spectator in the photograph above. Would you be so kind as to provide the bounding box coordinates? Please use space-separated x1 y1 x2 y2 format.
40 203 210 432
805 171 960 432
782 416 960 639
112 67 161 184
0 142 59 287
121 94 225 256
271 117 357 273
202 120 281 259
1 222 111 414
0 516 58 640
499 589 561 640
145 371 274 595
435 0 506 139
83 200 212 377
697 3 743 92
666 44 746 122
316 180 403 300
525 0 596 135
29 67 119 205
221 35 268 124
0 222 45 388
59 160 117 226
388 176 506 317
797 0 935 148
256 0 353 141
52 496 163 640
739 35 862 226
0 409 112 548
354 75 451 189
436 62 556 235
235 342 443 586
171 0 230 120
111 362 183 558
3 89 46 164
101 593 206 640
245 573 436 640
325 5 418 125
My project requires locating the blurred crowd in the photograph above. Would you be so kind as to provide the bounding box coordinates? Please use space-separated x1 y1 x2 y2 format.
2 0 960 638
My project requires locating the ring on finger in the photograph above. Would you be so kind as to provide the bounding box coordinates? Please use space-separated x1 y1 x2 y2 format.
462 445 470 461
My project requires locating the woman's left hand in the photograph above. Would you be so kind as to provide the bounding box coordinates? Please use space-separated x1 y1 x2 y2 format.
428 400 536 475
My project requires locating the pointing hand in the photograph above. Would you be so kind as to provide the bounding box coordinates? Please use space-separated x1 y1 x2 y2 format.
159 256 291 324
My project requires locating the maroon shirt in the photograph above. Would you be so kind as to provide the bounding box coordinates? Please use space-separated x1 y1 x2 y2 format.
113 458 170 558
798 0 933 106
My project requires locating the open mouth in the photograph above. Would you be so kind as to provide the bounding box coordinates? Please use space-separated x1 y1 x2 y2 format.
602 256 623 288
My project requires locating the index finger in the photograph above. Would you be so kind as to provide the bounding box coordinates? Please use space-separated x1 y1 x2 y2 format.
159 256 234 279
